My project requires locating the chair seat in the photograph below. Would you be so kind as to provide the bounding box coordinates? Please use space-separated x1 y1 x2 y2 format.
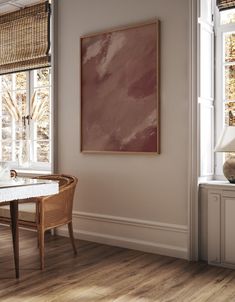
0 203 36 222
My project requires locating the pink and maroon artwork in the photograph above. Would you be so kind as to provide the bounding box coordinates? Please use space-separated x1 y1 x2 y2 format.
81 20 160 153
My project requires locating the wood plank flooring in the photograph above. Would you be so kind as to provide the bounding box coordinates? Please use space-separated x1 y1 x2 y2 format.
0 226 235 301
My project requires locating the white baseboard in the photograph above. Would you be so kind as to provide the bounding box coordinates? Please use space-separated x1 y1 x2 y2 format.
57 211 188 260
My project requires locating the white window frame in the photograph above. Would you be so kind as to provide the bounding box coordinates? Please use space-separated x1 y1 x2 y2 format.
0 68 52 173
198 0 215 181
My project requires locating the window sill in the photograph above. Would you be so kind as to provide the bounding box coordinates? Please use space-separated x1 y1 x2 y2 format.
199 180 235 190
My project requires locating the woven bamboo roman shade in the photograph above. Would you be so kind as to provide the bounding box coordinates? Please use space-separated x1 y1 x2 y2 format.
0 1 51 75
217 0 235 11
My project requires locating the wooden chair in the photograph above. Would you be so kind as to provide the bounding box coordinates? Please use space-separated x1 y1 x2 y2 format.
0 174 78 269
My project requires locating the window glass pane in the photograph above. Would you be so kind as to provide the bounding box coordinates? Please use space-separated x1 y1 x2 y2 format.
224 33 235 63
16 91 27 118
225 101 235 125
34 68 50 87
31 67 51 165
1 74 12 91
31 88 50 120
0 72 27 165
16 124 27 141
225 65 235 100
2 123 12 140
36 88 50 108
37 141 50 163
15 141 20 162
37 114 50 140
2 91 18 121
221 8 235 25
16 72 26 90
2 141 12 161
15 140 30 167
2 108 12 140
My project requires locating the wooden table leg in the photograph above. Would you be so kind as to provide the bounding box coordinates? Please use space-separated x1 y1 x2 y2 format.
10 200 19 279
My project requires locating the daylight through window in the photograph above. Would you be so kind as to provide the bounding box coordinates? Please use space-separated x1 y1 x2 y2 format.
0 68 52 171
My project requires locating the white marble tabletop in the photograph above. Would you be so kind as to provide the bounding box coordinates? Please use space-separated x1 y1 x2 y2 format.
0 177 59 202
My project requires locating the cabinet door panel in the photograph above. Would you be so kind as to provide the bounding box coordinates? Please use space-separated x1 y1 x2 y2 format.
208 193 221 263
222 198 235 264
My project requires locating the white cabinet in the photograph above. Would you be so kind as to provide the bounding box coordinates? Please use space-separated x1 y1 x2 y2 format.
203 182 235 269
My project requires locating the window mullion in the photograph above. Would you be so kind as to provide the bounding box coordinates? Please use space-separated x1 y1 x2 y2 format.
28 70 35 164
12 74 16 162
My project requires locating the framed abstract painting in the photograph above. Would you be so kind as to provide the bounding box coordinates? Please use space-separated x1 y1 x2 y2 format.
80 19 160 153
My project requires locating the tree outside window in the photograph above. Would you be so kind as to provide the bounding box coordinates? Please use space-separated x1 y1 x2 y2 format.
0 67 52 171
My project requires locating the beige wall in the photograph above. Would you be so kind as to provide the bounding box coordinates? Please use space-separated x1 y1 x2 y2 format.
57 0 190 258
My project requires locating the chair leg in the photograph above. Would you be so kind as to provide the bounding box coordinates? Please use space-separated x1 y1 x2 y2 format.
37 229 40 248
38 228 45 270
68 222 77 255
10 200 19 278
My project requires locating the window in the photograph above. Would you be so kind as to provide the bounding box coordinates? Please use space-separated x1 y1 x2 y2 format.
0 67 52 172
220 9 235 126
0 1 52 173
215 6 235 175
216 8 235 127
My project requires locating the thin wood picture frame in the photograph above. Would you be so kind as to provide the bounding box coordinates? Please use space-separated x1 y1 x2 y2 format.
80 19 160 154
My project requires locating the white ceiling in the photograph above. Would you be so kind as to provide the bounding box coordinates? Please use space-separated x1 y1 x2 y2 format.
0 0 42 14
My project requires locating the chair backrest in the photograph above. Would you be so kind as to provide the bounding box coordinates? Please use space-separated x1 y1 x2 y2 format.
35 174 78 225
35 174 77 189
35 174 78 204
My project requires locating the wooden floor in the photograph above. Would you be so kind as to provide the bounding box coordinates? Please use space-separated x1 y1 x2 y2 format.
0 227 235 302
